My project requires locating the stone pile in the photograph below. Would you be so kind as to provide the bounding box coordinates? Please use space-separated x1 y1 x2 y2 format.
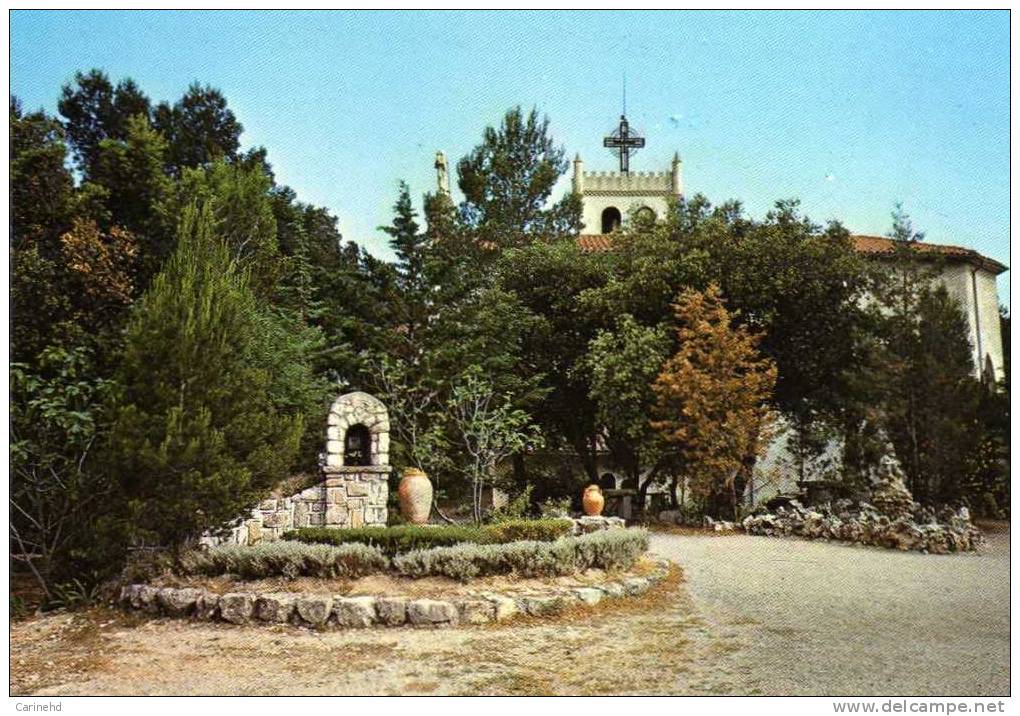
742 499 982 553
117 556 671 629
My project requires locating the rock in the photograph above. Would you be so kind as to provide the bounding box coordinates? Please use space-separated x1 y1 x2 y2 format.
574 515 626 534
598 582 626 599
517 594 566 616
482 593 518 621
622 577 650 595
573 587 604 605
157 587 202 617
135 585 160 613
194 592 220 621
255 593 296 623
743 495 982 553
375 597 408 626
407 599 458 626
296 595 333 626
456 599 495 624
121 584 144 608
334 596 377 628
219 593 255 624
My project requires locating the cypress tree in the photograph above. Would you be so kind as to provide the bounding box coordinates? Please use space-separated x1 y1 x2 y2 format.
108 203 302 548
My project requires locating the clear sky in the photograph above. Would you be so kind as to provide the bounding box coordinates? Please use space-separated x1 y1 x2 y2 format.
11 10 1010 304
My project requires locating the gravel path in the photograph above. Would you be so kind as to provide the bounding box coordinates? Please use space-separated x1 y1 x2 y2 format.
650 525 1010 695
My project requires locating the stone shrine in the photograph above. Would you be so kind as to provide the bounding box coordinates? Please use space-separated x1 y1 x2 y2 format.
205 391 392 546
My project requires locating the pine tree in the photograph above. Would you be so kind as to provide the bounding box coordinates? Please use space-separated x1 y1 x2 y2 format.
457 106 581 249
651 284 777 519
380 182 430 352
108 204 302 548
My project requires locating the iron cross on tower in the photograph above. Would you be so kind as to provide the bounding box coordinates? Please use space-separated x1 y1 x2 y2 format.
603 115 645 174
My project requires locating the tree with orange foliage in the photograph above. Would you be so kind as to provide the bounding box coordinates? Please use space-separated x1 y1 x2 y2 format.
60 217 138 320
651 284 777 519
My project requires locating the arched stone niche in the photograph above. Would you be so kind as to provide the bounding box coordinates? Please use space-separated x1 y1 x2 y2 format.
318 391 392 529
325 391 390 468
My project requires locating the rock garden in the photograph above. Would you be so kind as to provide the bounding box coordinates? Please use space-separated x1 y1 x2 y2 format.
740 499 982 553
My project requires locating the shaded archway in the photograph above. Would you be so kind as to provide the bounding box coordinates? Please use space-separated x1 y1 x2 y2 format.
344 424 371 466
601 206 622 233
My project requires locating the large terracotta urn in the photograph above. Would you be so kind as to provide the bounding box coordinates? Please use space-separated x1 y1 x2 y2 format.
398 468 433 524
582 484 605 516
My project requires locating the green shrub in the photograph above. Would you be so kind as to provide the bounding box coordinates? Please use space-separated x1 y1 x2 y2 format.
282 519 573 556
283 525 490 555
483 518 573 543
176 541 388 580
392 528 648 581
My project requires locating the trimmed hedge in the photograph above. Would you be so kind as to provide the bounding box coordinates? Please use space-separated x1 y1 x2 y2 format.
282 519 573 556
175 527 647 583
392 528 649 582
177 541 387 580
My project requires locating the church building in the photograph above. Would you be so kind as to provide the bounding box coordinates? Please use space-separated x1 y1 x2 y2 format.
567 113 1008 384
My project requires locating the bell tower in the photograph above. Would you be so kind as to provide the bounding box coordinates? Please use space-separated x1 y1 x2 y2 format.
575 113 683 234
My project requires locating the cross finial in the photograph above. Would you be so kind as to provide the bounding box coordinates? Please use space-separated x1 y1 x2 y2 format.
603 113 645 174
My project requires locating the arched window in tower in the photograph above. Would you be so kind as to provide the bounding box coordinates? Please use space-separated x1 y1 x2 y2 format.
601 206 622 234
635 206 656 225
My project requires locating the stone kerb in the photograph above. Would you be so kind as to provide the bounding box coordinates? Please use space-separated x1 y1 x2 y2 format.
118 555 672 629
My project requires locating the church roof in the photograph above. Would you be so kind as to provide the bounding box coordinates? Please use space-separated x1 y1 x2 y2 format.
850 235 1007 274
575 233 1007 275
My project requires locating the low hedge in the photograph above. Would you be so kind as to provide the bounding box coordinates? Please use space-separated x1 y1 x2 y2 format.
175 527 646 582
282 519 573 556
392 528 648 582
177 541 387 580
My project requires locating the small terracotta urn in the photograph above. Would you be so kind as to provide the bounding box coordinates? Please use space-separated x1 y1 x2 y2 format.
582 484 605 516
398 468 433 524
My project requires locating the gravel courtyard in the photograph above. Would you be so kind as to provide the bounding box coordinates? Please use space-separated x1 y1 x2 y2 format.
651 524 1010 695
10 526 1009 696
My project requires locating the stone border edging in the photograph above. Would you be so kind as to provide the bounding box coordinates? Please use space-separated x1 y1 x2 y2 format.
117 555 672 628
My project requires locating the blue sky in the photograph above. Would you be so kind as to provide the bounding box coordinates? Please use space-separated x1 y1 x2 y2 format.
11 10 1010 304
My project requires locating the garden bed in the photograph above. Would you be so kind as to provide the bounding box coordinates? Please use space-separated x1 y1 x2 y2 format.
117 526 659 628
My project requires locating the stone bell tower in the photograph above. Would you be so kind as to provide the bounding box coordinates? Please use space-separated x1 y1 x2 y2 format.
575 113 683 235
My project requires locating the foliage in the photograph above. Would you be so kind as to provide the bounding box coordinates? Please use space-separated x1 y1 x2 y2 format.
58 69 151 176
447 366 544 522
580 314 672 502
107 204 304 549
457 106 581 250
59 218 139 336
153 81 243 175
488 484 534 521
880 285 983 503
10 345 118 600
859 205 988 505
482 518 573 543
652 284 777 519
391 528 648 582
283 519 573 555
176 541 387 580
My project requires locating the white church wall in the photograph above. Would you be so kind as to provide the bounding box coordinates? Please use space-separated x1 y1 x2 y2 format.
933 264 1005 380
581 190 672 234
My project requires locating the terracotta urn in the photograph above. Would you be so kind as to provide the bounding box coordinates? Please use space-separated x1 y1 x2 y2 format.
398 468 433 524
582 484 605 516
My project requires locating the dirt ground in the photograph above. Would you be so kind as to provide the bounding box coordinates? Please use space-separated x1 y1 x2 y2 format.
10 525 1010 696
